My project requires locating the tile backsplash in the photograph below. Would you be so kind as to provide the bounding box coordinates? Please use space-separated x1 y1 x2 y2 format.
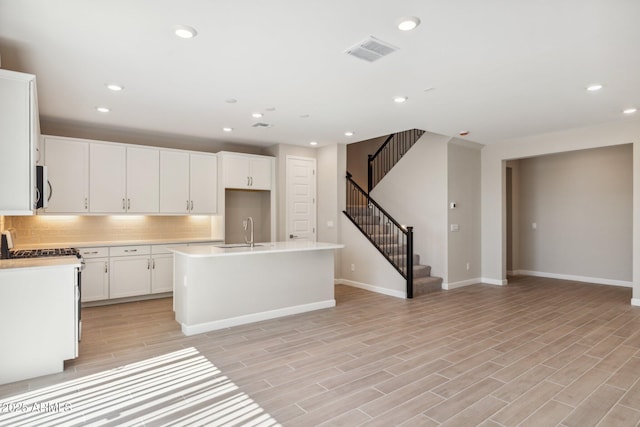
4 215 222 246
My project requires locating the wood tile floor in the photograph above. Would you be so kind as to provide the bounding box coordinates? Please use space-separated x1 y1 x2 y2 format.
3 276 640 426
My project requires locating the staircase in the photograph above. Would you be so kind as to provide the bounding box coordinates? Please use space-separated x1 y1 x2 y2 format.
345 171 442 298
345 128 442 298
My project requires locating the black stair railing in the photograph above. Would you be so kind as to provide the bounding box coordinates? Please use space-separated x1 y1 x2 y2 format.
344 172 414 298
368 128 425 194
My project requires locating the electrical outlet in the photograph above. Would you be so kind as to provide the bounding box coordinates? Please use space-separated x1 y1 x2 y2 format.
350 263 355 272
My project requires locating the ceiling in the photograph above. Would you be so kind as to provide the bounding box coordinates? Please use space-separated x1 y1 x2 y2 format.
0 0 639 148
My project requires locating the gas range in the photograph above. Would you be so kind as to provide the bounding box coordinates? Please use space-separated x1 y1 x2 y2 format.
9 247 81 259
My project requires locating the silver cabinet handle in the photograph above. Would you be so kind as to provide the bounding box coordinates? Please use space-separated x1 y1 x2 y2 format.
152 259 156 269
84 197 88 210
187 200 190 211
127 198 131 210
190 200 194 211
147 259 150 270
124 249 138 253
104 261 108 273
47 180 53 202
83 251 99 255
247 176 251 186
122 198 126 210
289 234 299 239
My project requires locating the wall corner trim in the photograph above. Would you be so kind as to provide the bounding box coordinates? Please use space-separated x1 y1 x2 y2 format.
481 277 508 286
443 278 483 290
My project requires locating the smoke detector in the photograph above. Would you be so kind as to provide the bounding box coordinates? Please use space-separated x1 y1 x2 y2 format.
345 36 399 62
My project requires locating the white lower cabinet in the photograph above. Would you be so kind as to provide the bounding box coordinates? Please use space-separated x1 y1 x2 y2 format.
80 247 109 302
150 244 174 294
109 246 152 299
80 243 202 303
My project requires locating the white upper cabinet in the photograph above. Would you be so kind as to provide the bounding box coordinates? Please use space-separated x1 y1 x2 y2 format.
222 153 273 190
159 150 217 214
90 143 159 214
89 143 126 213
159 150 190 213
126 146 159 213
43 136 89 213
0 70 39 215
189 153 218 214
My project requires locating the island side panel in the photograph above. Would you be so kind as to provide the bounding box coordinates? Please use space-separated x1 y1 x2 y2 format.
175 249 336 334
0 266 77 385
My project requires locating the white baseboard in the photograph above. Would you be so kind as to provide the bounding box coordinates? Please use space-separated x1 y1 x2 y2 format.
481 277 508 286
515 270 632 288
443 278 483 290
631 298 640 307
180 299 336 336
336 279 406 299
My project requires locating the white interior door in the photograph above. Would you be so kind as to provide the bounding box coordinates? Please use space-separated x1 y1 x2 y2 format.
286 156 316 241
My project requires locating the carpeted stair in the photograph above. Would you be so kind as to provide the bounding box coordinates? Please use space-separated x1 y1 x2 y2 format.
347 205 442 296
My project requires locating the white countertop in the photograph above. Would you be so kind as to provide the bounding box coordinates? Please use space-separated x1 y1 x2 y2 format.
169 241 344 257
0 256 82 271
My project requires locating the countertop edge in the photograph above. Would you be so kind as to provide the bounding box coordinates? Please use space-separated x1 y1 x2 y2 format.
0 257 82 271
169 242 344 258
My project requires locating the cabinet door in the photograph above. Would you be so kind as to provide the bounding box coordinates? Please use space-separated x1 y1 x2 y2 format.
223 155 250 189
151 254 173 293
90 143 126 213
43 137 89 213
159 150 190 213
109 256 151 298
81 258 109 302
0 70 36 215
249 157 272 190
189 153 218 214
126 146 159 213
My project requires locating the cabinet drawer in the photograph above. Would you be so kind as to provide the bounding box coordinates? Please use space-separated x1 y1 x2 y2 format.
79 247 109 258
109 245 151 257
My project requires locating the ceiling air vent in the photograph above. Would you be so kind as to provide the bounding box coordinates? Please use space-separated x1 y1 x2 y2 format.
345 36 399 62
252 122 273 128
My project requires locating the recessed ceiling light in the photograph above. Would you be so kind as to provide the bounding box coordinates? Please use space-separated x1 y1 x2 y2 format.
96 106 110 113
344 131 354 137
393 96 408 103
459 130 470 136
252 112 263 118
265 107 276 112
309 141 318 146
174 25 197 39
586 84 603 92
623 108 637 114
225 98 237 104
223 127 233 132
397 16 421 31
424 87 435 92
300 114 310 119
106 83 123 92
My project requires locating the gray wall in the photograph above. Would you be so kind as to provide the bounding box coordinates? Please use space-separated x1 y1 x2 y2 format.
447 140 482 284
516 144 632 282
224 190 271 244
346 136 386 189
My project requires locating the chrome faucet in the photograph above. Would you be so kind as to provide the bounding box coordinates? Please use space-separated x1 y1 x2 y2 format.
243 216 255 247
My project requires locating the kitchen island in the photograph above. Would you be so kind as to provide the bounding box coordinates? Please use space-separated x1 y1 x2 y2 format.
170 241 343 335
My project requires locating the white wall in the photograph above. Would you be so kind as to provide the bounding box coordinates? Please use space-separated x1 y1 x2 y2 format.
447 140 482 286
339 216 406 297
515 145 632 283
481 118 640 300
317 143 346 275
